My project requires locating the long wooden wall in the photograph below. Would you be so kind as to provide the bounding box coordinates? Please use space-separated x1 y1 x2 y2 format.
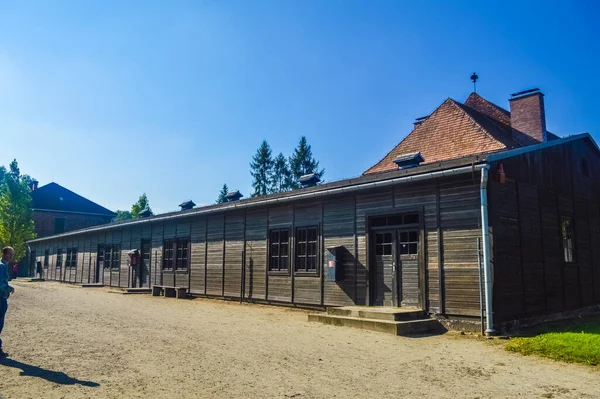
490 139 600 323
31 177 483 316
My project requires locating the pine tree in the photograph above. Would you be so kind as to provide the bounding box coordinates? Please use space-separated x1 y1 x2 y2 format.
0 160 36 259
289 136 325 188
250 140 274 197
271 153 293 193
216 183 229 204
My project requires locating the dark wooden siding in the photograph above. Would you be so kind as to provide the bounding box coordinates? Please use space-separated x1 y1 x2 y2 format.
245 209 267 300
224 212 244 297
323 197 354 306
190 217 206 294
490 138 600 323
439 177 481 317
206 213 224 296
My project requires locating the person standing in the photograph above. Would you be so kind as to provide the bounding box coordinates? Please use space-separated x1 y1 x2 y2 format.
0 247 15 358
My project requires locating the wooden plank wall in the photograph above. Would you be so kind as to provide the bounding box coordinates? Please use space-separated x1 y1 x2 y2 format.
245 209 267 300
30 177 484 316
190 217 206 295
490 139 600 322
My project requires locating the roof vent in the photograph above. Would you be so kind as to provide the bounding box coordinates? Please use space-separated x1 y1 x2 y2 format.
179 200 196 211
225 190 243 202
299 173 321 188
393 152 424 170
413 116 428 128
138 208 152 218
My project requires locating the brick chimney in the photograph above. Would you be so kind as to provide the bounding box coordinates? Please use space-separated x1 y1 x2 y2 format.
509 88 547 145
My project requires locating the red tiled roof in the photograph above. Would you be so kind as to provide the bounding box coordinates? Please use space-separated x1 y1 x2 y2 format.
364 96 522 175
464 92 511 126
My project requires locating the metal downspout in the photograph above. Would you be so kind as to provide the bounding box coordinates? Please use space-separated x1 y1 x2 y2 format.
480 165 495 335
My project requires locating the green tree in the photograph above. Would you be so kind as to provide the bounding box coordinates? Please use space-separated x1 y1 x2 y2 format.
113 210 133 221
250 140 274 197
216 183 229 204
271 152 293 193
0 159 36 259
131 193 152 218
289 136 324 188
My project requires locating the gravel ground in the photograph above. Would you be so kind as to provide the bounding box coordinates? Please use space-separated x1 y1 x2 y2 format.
0 280 598 399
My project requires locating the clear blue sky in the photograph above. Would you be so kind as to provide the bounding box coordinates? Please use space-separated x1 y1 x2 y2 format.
1 0 599 214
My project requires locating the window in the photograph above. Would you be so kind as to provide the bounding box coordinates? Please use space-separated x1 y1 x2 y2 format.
56 249 63 268
561 218 574 263
100 245 121 270
111 245 121 270
399 231 419 255
175 239 189 270
375 232 393 256
162 239 189 271
54 218 66 234
269 229 289 272
163 239 174 270
295 226 318 273
581 159 589 178
44 250 49 267
66 248 78 268
371 213 419 228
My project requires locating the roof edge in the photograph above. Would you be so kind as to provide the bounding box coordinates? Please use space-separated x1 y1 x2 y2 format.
28 159 488 243
487 133 597 162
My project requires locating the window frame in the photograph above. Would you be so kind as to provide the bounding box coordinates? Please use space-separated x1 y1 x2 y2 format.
268 227 291 274
175 238 189 271
100 245 121 270
162 239 175 271
294 225 320 276
56 248 63 268
561 217 575 264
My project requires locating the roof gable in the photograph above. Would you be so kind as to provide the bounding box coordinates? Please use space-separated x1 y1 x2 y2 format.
31 183 115 216
364 98 519 175
464 92 511 125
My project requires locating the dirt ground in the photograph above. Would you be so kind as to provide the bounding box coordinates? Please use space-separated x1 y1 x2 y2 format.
0 281 598 399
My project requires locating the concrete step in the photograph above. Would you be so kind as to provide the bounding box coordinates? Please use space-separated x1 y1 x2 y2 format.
81 284 105 288
327 306 426 321
108 288 152 295
308 313 443 336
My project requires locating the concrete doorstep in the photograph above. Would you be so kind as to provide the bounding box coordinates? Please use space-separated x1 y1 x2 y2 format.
308 306 444 336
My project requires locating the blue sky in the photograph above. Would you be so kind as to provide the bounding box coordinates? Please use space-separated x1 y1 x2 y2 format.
1 0 599 213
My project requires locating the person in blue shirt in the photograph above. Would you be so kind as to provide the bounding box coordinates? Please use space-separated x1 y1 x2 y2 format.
0 246 15 358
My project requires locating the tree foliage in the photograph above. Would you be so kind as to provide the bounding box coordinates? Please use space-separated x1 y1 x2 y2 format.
271 152 294 193
114 193 152 222
289 136 324 188
131 193 152 218
216 183 229 204
0 159 36 259
250 140 274 197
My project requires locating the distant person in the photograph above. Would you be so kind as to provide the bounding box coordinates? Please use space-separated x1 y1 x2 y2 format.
0 246 16 358
36 261 44 279
11 263 18 280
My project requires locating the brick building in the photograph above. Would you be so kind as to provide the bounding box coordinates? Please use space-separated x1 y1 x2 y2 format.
31 182 115 238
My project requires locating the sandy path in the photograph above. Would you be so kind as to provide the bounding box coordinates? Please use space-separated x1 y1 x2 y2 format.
0 281 598 399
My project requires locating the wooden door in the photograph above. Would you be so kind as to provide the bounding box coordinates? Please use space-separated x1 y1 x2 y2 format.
398 229 420 306
373 231 397 306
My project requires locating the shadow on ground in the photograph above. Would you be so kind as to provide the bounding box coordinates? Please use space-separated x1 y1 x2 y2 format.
0 358 100 387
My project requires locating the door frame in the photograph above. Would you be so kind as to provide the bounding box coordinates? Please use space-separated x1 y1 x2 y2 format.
365 206 426 309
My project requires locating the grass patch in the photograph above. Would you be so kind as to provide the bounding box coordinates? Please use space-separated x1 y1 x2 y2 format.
505 318 600 366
